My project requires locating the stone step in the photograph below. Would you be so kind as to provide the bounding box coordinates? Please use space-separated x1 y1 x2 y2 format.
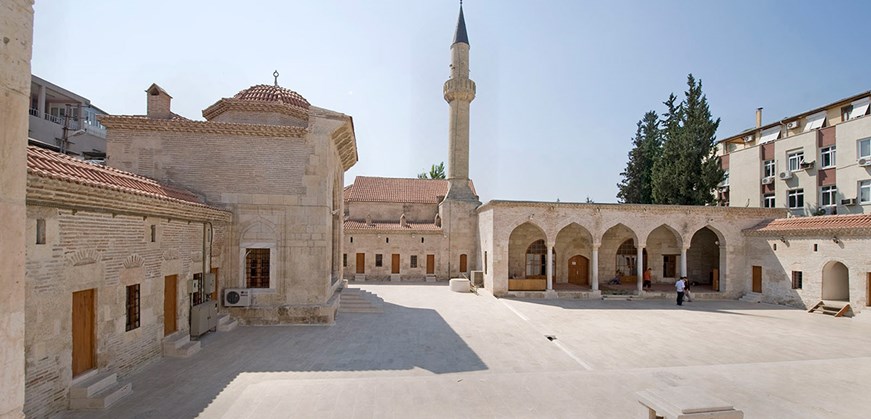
217 314 238 332
165 340 201 358
69 372 116 399
339 288 384 313
162 331 190 351
69 381 132 410
739 293 763 303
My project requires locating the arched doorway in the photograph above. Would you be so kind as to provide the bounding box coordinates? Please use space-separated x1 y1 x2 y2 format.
525 239 554 278
687 227 721 290
822 261 849 301
615 239 646 277
568 255 589 286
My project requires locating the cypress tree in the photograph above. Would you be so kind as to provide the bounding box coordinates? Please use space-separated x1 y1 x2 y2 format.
617 111 661 204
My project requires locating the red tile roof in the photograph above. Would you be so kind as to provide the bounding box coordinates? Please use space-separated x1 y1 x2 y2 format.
344 220 442 231
233 84 310 109
745 214 871 235
27 146 212 208
345 176 476 204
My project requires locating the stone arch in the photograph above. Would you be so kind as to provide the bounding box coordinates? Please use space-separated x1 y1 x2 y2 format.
600 223 640 281
507 222 547 279
822 260 849 301
645 224 683 282
554 223 594 285
686 226 723 288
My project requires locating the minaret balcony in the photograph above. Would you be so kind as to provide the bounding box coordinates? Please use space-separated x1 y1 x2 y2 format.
443 79 476 102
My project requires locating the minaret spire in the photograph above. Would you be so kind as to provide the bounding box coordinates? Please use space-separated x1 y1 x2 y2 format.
453 1 469 45
443 1 477 201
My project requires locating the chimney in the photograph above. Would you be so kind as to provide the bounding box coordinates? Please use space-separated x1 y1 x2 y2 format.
146 83 172 119
756 107 763 128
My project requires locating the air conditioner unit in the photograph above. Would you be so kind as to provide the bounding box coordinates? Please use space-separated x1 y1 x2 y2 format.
799 160 815 170
786 120 800 129
841 198 857 206
224 288 251 307
859 157 871 167
778 171 793 180
761 176 774 185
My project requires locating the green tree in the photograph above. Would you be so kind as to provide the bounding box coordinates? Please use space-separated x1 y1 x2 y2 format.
617 110 661 204
652 75 722 205
417 162 446 179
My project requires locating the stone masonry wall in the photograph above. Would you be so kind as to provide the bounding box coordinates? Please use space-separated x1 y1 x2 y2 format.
24 207 225 418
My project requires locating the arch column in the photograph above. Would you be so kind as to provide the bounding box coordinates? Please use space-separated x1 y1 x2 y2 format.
546 241 554 291
636 243 645 292
680 245 689 278
591 243 600 291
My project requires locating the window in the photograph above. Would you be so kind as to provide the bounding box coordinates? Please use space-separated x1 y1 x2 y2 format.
721 170 729 186
421 237 425 243
375 254 383 267
820 146 836 168
859 138 871 159
484 251 488 275
525 240 552 277
245 248 270 288
821 185 837 207
410 255 418 268
841 105 853 122
860 180 871 204
150 225 157 242
847 98 870 120
791 271 803 289
36 218 46 244
763 160 775 178
787 150 804 172
125 284 140 331
763 194 775 208
386 237 389 243
342 253 347 268
787 189 804 209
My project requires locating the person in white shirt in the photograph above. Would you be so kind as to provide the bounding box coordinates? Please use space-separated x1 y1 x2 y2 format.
675 276 686 306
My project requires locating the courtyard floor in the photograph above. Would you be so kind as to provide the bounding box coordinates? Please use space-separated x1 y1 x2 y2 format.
61 283 871 418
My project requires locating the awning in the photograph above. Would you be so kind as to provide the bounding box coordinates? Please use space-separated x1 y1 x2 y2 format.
849 97 870 120
758 126 781 144
803 111 827 132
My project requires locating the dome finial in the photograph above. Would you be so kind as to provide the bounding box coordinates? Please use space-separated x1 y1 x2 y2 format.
273 70 279 87
453 1 469 45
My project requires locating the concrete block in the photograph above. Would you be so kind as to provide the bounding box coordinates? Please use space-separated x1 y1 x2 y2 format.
449 278 470 292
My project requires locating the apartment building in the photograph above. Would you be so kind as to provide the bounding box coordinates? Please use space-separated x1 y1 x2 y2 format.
28 74 108 160
719 91 871 215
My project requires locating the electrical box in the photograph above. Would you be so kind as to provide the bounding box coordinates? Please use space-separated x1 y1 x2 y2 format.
190 300 218 337
204 272 215 294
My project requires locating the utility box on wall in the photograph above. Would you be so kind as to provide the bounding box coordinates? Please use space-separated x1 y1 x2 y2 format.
190 300 218 337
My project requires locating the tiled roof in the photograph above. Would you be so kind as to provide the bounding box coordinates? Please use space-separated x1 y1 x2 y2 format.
344 220 442 231
27 146 212 208
345 176 476 204
745 214 871 235
233 84 310 109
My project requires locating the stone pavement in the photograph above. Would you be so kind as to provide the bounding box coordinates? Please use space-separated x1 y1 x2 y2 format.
60 283 871 418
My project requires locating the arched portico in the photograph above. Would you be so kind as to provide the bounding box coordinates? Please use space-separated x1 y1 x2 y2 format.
686 226 724 291
822 261 849 301
644 224 683 287
507 222 548 291
554 223 594 290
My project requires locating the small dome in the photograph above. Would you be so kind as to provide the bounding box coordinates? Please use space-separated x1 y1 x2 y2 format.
232 84 310 109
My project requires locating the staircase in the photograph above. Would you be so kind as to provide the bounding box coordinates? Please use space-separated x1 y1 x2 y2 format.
808 300 853 317
217 313 238 332
338 288 384 313
162 331 201 358
739 293 763 303
68 370 132 409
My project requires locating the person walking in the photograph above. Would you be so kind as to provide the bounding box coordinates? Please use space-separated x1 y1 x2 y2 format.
675 276 686 306
643 267 652 290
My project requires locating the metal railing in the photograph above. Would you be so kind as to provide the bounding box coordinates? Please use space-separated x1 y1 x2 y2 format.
29 108 107 138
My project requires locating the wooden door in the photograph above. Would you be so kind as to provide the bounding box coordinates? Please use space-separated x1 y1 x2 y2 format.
356 253 365 274
426 255 435 274
391 254 400 274
210 268 219 302
72 289 96 377
568 255 589 286
459 254 468 273
164 275 177 336
712 268 719 292
752 266 762 293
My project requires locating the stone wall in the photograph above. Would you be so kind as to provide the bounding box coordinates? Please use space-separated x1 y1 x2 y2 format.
343 231 452 280
347 201 438 224
744 235 871 312
24 208 225 418
0 2 33 418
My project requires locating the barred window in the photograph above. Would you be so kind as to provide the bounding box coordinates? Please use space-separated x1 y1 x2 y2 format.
791 271 803 289
410 255 418 268
375 254 383 267
126 284 140 331
246 248 270 288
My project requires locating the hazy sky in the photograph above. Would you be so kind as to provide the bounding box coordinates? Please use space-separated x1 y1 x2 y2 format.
31 0 871 203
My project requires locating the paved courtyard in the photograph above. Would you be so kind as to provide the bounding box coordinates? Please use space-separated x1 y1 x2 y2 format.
62 284 871 418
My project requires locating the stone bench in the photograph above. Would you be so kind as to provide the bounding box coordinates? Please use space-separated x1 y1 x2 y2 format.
637 386 743 419
449 278 470 292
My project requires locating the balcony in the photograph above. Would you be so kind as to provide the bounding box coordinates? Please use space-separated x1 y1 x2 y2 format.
29 108 106 138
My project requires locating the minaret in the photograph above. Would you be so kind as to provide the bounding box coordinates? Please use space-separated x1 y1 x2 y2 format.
443 1 477 201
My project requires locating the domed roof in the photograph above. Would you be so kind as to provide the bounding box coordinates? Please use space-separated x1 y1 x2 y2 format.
232 84 310 109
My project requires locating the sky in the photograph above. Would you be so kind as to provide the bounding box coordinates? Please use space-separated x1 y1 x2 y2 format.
31 0 871 203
